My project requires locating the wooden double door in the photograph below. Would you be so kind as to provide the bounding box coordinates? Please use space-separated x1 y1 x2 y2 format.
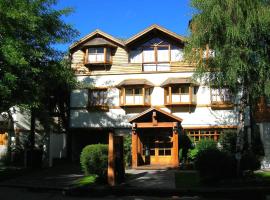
138 129 173 166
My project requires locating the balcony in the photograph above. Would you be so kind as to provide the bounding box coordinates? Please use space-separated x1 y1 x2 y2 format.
210 88 233 109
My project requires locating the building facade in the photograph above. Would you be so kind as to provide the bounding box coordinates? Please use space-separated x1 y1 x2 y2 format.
69 25 239 167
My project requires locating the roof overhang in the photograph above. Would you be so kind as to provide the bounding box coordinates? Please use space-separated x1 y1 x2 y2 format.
70 29 125 51
116 79 154 88
125 24 187 47
129 107 183 123
160 77 195 87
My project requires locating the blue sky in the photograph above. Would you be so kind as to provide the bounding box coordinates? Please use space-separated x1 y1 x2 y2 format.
55 0 193 51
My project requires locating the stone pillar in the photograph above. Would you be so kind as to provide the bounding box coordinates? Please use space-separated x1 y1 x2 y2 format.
172 122 179 168
108 131 115 186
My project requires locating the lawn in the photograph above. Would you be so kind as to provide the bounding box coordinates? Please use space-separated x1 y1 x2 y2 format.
254 171 270 183
175 171 200 188
74 175 97 186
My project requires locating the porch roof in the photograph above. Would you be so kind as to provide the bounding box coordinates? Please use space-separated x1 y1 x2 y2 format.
129 107 183 123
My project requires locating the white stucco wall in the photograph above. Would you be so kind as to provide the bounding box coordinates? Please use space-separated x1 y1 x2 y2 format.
70 72 239 129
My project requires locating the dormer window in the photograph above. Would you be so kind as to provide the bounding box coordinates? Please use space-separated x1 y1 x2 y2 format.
85 47 111 65
128 37 184 72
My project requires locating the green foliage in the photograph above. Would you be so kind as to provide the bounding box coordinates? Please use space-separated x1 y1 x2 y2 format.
187 139 217 161
219 130 237 154
80 144 108 181
195 149 236 183
123 135 132 167
0 0 78 113
179 132 193 161
186 0 270 100
241 151 261 171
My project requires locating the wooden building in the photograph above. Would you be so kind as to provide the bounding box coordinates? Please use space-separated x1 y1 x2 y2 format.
69 24 238 168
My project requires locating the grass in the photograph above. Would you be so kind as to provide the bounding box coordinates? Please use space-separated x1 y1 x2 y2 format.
175 171 201 188
75 175 97 186
254 171 270 182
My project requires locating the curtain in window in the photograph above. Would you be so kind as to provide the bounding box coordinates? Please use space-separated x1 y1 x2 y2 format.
171 47 183 62
96 47 104 62
157 47 169 62
130 50 142 63
125 89 133 104
157 63 170 71
143 47 155 62
143 64 156 71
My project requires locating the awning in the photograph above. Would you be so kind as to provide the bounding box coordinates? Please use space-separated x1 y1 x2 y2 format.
160 77 193 87
116 79 154 88
81 37 117 48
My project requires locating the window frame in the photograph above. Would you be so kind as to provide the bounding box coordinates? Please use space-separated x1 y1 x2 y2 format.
164 84 195 105
85 47 112 64
88 88 109 109
119 87 151 106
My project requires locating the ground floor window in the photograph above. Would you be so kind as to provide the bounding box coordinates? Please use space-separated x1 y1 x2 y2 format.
186 129 221 143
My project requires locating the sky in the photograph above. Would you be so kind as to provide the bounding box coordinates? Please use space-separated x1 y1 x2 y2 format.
55 0 194 51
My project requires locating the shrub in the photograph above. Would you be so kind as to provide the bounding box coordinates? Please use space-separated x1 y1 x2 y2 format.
187 139 217 161
80 144 108 181
241 151 261 171
219 130 237 154
123 135 131 167
195 149 236 183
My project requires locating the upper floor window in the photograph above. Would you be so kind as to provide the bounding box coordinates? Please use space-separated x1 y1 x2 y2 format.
85 47 111 64
210 88 232 104
129 38 183 72
88 89 108 108
119 87 151 106
164 84 196 105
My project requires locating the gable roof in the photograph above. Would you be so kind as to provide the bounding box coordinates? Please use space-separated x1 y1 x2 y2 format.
129 107 183 123
125 24 187 46
69 24 187 51
70 29 125 50
116 79 154 88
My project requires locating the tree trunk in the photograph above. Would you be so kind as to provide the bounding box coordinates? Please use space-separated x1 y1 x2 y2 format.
30 108 36 151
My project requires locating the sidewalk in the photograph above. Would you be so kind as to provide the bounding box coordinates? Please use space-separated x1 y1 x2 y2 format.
0 163 83 190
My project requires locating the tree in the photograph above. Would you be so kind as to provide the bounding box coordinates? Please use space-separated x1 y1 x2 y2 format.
185 0 270 170
0 0 78 164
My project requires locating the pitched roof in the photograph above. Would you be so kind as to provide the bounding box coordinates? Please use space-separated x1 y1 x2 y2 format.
70 29 125 50
70 24 187 51
125 24 187 45
129 107 183 123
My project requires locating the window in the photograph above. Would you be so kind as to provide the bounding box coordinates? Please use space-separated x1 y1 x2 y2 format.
86 47 111 64
165 84 195 105
211 88 232 103
128 38 184 72
120 87 151 106
88 89 108 107
186 129 222 143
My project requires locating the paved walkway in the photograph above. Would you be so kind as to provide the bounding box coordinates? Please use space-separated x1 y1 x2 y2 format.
0 163 83 190
124 169 176 189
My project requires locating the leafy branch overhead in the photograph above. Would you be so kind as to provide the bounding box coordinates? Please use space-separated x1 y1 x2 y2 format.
0 0 79 113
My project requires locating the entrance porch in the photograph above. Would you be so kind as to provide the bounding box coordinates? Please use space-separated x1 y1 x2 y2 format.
129 107 182 168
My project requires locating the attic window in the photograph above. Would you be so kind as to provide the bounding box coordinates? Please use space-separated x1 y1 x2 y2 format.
85 47 111 64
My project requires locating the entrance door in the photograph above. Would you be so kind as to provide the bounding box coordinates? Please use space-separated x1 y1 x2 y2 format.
140 129 173 166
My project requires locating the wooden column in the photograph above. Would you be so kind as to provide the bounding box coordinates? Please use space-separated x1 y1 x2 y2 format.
108 132 115 186
132 123 138 168
172 122 179 167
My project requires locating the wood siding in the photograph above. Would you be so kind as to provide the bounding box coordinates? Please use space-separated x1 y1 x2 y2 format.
71 47 196 75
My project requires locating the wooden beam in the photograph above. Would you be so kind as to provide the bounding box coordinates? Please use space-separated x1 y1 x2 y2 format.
136 122 175 128
84 48 89 64
107 132 115 186
172 129 179 167
152 111 158 126
132 130 138 168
